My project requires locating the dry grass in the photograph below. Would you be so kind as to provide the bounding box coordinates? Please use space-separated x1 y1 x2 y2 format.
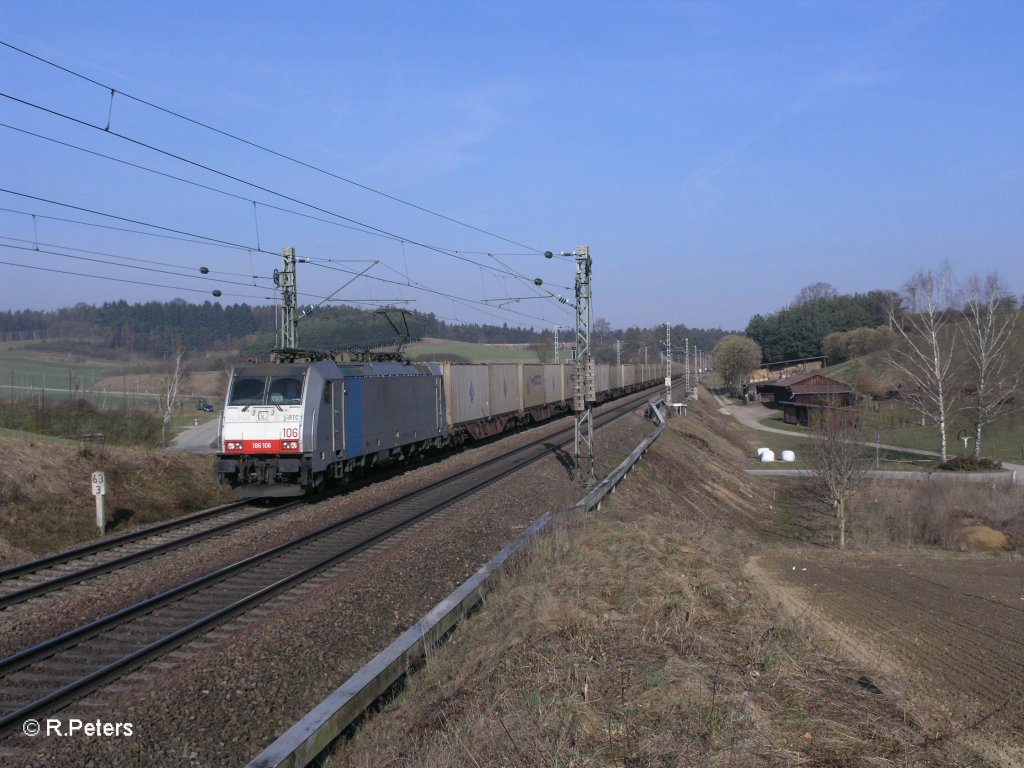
765 473 1023 552
0 433 231 559
332 397 976 767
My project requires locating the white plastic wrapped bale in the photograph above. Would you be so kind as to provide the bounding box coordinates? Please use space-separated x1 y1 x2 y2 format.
780 450 796 462
756 447 770 459
759 449 776 462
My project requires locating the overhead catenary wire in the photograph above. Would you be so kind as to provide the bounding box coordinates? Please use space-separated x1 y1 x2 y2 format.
0 192 573 328
0 39 545 255
0 91 548 291
308 260 568 328
1 121 559 284
0 224 570 329
0 234 269 280
0 242 404 309
0 240 270 289
0 257 257 299
0 44 576 330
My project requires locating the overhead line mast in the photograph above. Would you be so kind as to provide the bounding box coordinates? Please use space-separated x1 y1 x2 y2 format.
572 245 596 487
276 247 304 349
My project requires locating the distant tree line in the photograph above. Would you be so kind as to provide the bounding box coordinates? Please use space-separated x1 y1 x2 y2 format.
745 287 894 363
0 300 731 365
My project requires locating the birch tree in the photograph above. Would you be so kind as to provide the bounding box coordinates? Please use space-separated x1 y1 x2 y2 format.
160 346 187 447
885 267 959 462
962 273 1020 457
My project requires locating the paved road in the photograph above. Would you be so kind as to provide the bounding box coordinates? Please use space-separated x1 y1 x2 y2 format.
169 417 220 453
747 468 1021 484
712 390 1024 481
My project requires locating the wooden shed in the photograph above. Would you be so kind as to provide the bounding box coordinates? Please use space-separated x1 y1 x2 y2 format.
755 372 857 425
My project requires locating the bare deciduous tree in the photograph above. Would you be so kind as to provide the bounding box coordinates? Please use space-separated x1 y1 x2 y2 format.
806 404 870 549
962 273 1021 457
160 346 187 447
793 281 839 306
886 266 959 461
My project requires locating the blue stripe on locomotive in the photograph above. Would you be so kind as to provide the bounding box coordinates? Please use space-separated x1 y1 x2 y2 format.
343 376 363 459
338 362 444 460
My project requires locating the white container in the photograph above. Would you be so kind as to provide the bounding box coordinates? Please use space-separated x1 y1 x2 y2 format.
759 449 776 462
780 450 796 462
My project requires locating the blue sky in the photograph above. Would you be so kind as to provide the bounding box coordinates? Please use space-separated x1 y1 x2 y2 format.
1 1 1021 332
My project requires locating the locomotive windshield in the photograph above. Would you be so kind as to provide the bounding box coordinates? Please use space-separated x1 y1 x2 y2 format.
228 373 305 406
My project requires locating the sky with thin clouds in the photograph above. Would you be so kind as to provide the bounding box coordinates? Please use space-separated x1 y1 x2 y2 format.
1 1 1021 332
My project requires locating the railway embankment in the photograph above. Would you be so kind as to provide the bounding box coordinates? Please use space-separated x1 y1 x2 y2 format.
0 432 231 559
331 394 981 766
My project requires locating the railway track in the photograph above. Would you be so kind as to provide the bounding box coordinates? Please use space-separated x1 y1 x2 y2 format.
0 389 657 739
0 499 300 610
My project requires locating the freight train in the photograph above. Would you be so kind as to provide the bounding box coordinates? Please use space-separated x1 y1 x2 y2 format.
214 355 664 497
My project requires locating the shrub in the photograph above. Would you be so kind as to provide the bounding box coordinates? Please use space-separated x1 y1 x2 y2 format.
936 455 1003 472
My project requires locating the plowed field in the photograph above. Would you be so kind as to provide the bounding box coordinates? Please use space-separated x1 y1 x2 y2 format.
752 550 1024 766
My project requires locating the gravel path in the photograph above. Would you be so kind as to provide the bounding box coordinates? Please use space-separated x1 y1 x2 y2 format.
6 401 655 767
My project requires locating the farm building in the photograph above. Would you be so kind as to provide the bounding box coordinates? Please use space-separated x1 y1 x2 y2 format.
748 355 827 384
755 372 857 425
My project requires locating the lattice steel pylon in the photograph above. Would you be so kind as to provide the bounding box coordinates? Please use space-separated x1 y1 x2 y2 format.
572 245 596 486
685 336 690 395
278 247 298 349
665 322 672 404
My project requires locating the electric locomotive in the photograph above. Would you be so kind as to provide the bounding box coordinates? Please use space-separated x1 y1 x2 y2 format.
214 358 447 496
215 353 665 498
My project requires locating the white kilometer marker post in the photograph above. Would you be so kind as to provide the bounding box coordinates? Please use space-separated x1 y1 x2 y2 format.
91 470 106 535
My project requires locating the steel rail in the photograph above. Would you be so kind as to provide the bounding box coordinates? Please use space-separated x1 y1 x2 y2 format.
0 500 302 610
0 499 256 581
0 386 656 738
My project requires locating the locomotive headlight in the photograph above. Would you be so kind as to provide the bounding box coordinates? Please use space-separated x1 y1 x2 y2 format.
282 441 299 450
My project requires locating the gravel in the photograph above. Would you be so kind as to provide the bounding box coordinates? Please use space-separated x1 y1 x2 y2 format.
5 399 657 767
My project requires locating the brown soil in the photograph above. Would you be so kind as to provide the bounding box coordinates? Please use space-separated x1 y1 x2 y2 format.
753 548 1024 767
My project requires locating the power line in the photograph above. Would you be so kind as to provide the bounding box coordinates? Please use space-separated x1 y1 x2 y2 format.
0 257 252 299
0 188 271 253
0 234 267 280
1 123 567 286
0 99 544 288
1 122 405 244
0 90 549 289
308 260 569 329
0 239 264 288
0 192 570 327
0 205 262 254
0 39 545 255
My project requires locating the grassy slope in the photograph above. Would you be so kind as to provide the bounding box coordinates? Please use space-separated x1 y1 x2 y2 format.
405 338 539 362
333 397 974 767
0 342 123 396
0 433 231 560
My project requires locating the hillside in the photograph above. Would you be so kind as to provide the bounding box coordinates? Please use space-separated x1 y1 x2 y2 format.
332 395 978 766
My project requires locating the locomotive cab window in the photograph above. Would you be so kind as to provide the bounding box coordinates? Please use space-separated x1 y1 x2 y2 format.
268 376 304 405
228 376 266 406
